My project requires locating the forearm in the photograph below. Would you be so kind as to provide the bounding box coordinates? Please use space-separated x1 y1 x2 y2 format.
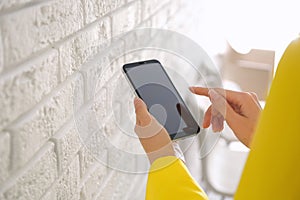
138 128 175 164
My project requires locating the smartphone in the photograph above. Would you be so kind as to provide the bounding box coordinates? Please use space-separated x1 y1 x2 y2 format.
123 59 200 140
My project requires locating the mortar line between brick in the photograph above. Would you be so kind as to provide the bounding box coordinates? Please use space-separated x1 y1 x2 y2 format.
91 150 136 199
107 0 139 18
139 0 143 22
51 15 112 50
139 0 171 23
0 142 54 194
51 116 74 139
4 72 81 129
49 115 84 175
109 14 114 42
56 43 62 84
0 131 14 179
52 0 140 49
39 153 80 199
79 160 102 188
166 0 181 21
150 0 172 23
129 0 171 31
0 47 58 80
0 0 141 77
92 169 116 200
0 16 109 77
7 129 16 173
80 0 87 26
0 0 169 78
79 70 88 103
78 149 84 180
48 137 62 175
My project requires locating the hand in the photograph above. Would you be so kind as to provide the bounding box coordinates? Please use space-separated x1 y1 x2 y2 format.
133 97 175 164
189 87 262 147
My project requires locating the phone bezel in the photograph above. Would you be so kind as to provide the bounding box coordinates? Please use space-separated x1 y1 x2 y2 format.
122 59 200 140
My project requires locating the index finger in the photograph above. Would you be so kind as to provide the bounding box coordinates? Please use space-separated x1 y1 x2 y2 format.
189 86 242 103
189 86 209 97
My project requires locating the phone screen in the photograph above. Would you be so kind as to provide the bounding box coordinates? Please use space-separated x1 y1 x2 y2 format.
123 60 200 140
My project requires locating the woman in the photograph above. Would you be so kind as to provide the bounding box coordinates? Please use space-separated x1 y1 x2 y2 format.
133 37 300 199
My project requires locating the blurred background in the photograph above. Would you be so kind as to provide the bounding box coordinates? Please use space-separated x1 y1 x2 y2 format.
0 0 299 199
161 0 299 199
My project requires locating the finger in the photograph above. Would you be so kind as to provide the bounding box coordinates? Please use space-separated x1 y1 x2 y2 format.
249 92 259 102
209 89 241 125
189 86 209 97
211 113 224 132
202 105 225 131
190 86 242 104
210 102 225 132
248 92 263 110
249 92 261 107
134 97 151 126
203 105 212 128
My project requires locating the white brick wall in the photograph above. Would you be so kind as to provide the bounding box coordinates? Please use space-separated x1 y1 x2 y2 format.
0 132 10 185
0 0 208 199
0 0 84 69
1 143 58 199
0 50 59 130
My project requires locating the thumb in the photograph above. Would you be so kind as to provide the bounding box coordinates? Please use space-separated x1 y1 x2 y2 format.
134 97 151 126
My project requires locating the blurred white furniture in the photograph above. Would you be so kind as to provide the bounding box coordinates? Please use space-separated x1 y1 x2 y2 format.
203 129 249 198
220 42 275 100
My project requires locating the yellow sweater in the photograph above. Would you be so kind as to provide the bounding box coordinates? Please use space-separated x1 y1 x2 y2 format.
146 37 300 200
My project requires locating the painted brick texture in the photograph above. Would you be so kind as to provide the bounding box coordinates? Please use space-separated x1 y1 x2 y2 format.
0 0 203 199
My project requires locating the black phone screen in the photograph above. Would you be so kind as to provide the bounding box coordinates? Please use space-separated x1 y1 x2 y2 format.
123 60 200 140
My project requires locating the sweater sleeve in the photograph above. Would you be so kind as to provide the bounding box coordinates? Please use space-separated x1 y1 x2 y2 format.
145 156 208 200
235 37 300 199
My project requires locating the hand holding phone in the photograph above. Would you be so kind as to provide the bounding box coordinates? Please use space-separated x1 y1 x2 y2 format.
123 59 200 140
133 97 176 163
